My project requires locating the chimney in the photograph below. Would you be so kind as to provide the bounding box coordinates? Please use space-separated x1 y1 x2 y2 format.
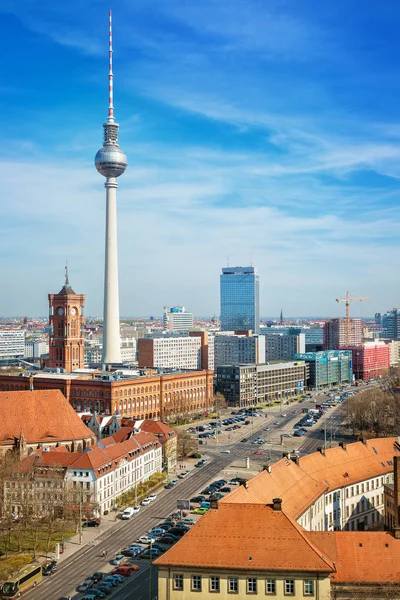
393 526 400 540
239 478 249 489
272 498 282 511
282 451 289 459
210 496 219 510
339 442 347 451
359 436 367 445
394 456 400 528
317 447 325 456
263 462 272 473
291 453 299 465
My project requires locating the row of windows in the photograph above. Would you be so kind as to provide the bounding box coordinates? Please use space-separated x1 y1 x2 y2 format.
172 574 315 596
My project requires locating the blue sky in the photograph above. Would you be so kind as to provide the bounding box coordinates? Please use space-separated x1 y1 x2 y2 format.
1 0 400 318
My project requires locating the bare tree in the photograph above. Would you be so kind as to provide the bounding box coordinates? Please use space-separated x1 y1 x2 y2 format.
176 430 197 458
213 392 227 414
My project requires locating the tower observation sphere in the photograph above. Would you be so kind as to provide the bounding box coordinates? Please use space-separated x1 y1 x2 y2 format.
95 123 127 178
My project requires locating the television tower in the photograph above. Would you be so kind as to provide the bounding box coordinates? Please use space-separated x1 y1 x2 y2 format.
95 10 127 366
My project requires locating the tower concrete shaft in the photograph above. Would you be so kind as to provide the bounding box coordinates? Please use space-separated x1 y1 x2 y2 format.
102 177 121 364
95 11 127 367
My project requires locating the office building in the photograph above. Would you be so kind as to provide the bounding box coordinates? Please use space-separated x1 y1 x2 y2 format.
265 332 305 362
24 340 49 359
220 266 259 333
0 329 25 364
163 306 194 332
382 309 400 340
138 336 202 370
323 318 363 349
216 361 307 407
343 342 390 381
295 350 352 390
214 332 265 368
388 340 400 367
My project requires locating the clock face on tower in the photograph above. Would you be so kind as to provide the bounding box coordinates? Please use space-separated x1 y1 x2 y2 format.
57 307 64 316
71 307 77 316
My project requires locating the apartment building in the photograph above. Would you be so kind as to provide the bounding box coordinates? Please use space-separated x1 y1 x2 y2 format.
138 336 202 370
294 350 353 390
5 433 162 517
163 306 194 332
342 342 390 381
265 332 305 361
323 318 363 349
0 329 25 363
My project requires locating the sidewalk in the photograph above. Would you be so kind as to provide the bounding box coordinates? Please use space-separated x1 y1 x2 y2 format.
56 511 118 563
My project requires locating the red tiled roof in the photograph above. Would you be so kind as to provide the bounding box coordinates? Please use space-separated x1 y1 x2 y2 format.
101 427 133 445
222 438 398 518
139 420 175 437
308 531 400 584
155 503 335 572
0 390 95 444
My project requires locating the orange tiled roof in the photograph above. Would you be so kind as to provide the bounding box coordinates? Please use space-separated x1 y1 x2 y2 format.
139 420 175 437
0 390 95 444
308 531 400 584
155 503 335 572
222 438 398 518
101 427 133 445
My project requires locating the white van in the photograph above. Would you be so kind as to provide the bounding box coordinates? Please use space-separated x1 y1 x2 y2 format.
121 507 135 520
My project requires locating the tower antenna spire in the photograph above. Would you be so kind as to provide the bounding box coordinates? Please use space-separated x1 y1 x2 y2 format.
65 261 69 286
108 10 114 123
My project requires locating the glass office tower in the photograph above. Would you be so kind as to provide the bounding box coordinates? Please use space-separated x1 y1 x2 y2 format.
220 266 260 333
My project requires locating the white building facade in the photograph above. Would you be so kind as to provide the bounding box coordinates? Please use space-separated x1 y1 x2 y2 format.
214 333 266 368
0 329 25 361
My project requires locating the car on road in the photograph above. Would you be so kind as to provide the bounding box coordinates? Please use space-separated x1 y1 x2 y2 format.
241 437 248 442
194 507 208 515
164 482 175 488
121 547 140 557
141 498 151 506
221 449 231 453
42 563 56 576
110 554 126 566
253 451 263 455
131 506 140 514
273 421 280 425
136 535 155 544
264 426 270 431
282 413 287 417
111 566 137 576
282 433 291 438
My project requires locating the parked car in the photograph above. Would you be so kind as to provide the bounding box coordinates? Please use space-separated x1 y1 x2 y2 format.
159 536 177 545
253 451 263 455
77 582 92 593
102 576 120 587
148 493 157 501
148 528 165 537
121 548 138 557
136 535 155 544
179 518 195 525
190 495 205 503
141 498 151 506
140 548 162 559
121 507 136 520
110 555 126 566
91 572 103 583
86 589 106 599
241 437 248 442
96 585 112 595
83 518 100 527
111 567 132 577
220 486 231 493
193 507 208 515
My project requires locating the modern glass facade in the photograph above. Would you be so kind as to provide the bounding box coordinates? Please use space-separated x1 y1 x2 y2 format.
295 350 352 390
220 266 259 334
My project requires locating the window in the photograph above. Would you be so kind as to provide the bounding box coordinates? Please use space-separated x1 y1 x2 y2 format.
228 577 238 593
266 579 276 594
173 574 183 590
285 579 295 595
304 580 314 596
247 578 257 594
191 575 201 592
210 576 220 592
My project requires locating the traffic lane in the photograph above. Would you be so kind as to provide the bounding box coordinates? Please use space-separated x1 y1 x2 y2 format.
112 563 158 600
26 457 233 600
29 415 276 599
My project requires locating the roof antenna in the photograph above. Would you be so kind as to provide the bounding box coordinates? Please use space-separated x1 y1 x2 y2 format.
108 10 114 123
250 253 253 267
65 262 69 286
227 255 230 267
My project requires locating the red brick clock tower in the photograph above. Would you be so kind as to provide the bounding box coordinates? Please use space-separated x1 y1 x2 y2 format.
48 267 86 371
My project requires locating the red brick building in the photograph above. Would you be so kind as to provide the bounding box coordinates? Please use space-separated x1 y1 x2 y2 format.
0 369 214 421
47 274 85 371
341 341 390 381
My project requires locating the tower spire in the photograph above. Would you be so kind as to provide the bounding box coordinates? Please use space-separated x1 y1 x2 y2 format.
65 261 69 287
108 10 114 123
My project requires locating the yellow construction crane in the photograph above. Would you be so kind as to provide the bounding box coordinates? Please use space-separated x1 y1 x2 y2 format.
335 291 371 346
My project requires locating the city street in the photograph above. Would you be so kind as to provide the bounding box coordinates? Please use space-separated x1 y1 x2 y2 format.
26 391 357 600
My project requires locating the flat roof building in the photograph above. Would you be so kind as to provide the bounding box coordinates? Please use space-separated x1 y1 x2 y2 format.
220 266 259 334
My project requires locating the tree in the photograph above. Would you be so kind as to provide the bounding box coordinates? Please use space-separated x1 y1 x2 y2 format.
176 430 197 458
213 392 227 414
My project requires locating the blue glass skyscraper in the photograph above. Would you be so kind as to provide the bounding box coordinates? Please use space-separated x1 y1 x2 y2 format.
220 266 260 333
